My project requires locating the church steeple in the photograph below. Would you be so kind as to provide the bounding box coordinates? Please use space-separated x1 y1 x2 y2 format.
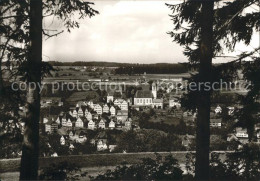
152 82 157 99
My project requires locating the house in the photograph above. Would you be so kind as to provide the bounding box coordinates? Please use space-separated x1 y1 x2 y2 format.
88 120 95 130
45 122 52 133
61 117 67 127
60 136 65 145
215 105 222 114
107 92 114 103
94 104 103 115
78 107 84 117
43 117 49 124
181 135 195 148
169 98 181 108
75 117 84 128
235 127 248 138
210 119 222 127
117 110 128 123
110 106 116 116
66 119 73 127
134 90 153 106
86 112 92 121
72 110 78 118
108 145 117 152
56 117 61 125
69 144 75 150
227 106 235 115
98 119 106 129
121 100 128 110
97 140 108 151
96 132 108 151
124 119 132 130
51 121 58 133
103 104 110 113
77 131 87 143
153 99 163 109
109 120 115 129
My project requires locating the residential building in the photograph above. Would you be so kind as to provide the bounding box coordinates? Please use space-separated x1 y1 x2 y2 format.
78 108 84 117
110 106 116 116
60 136 65 145
153 99 163 109
103 104 110 113
121 100 128 110
88 120 95 130
109 120 115 129
169 98 181 108
99 119 106 129
107 93 114 103
117 110 128 123
235 127 248 138
215 105 222 114
72 110 78 118
210 119 222 127
75 117 84 128
94 104 103 115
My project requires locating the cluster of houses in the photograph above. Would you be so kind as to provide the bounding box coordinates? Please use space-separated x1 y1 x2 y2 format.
43 96 136 135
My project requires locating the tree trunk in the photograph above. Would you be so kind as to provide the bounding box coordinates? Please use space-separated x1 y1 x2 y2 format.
0 64 4 96
195 0 214 180
19 0 42 180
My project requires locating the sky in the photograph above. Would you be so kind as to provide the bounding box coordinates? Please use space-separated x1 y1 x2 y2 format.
42 0 259 64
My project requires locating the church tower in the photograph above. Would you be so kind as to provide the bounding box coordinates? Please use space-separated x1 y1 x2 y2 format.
152 82 157 99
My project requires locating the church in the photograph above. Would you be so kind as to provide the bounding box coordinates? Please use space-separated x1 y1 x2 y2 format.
133 82 157 106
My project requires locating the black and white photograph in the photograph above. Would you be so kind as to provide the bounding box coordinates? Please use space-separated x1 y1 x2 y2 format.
0 0 259 180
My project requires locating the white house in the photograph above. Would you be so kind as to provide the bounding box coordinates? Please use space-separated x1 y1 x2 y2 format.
94 104 102 115
227 106 235 115
103 104 110 113
107 93 114 103
56 117 61 125
72 110 78 118
60 136 65 145
75 117 84 128
88 120 95 130
110 106 116 116
45 122 51 133
97 140 108 151
99 119 106 129
215 105 222 114
86 112 92 121
78 108 84 117
235 127 248 138
210 119 222 127
121 100 128 110
169 98 181 108
109 120 115 129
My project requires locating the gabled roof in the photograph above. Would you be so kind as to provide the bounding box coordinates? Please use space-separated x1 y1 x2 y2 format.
134 90 153 98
